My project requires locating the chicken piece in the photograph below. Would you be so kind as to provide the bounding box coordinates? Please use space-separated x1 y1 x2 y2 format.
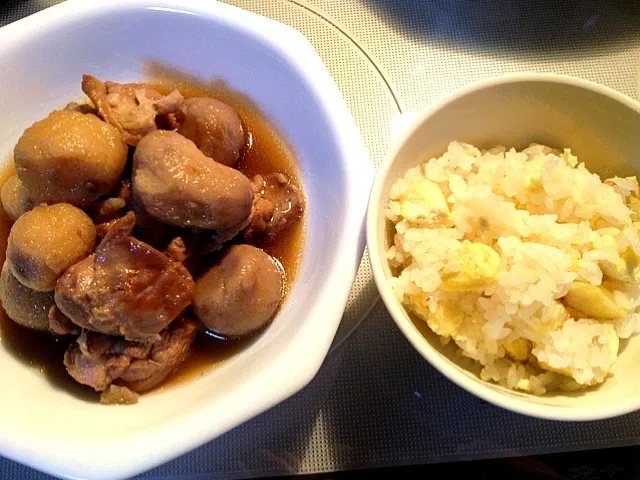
176 97 245 166
133 130 253 230
54 212 195 341
563 281 627 320
243 172 305 240
96 198 126 222
115 180 132 203
7 203 96 291
504 337 532 362
90 181 132 225
64 101 97 115
118 317 199 392
165 237 187 263
0 261 54 331
600 247 640 283
48 305 80 336
440 243 500 292
1 175 34 222
81 74 183 146
398 179 450 226
64 317 199 395
95 215 125 239
99 385 139 405
193 245 283 338
64 330 150 392
14 109 128 206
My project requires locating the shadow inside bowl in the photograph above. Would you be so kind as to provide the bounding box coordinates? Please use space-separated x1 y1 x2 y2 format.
0 313 98 402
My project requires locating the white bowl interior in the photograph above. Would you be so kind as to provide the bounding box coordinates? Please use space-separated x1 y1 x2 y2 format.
370 77 640 420
0 1 371 478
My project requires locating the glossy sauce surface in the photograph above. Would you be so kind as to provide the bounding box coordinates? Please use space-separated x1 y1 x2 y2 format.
0 76 305 396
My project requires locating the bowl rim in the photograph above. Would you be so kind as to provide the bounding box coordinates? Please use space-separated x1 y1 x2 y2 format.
0 0 373 478
367 72 640 421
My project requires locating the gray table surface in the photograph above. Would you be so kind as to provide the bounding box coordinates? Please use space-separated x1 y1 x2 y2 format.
2 0 640 479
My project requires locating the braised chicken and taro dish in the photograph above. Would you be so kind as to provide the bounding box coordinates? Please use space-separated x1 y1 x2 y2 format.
0 75 305 404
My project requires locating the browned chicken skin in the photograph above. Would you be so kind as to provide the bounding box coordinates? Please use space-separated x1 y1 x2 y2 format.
176 97 245 166
165 237 188 263
193 244 283 338
81 74 183 146
244 172 304 240
48 305 80 336
54 212 195 341
118 317 199 392
64 317 200 394
132 130 253 230
90 180 132 225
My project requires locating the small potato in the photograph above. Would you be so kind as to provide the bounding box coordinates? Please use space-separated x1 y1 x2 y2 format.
177 97 245 166
193 244 283 338
7 203 96 291
1 175 34 222
0 261 53 331
14 110 128 206
133 130 253 230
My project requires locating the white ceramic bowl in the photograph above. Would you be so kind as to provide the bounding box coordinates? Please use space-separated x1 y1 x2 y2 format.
0 1 373 478
368 74 640 421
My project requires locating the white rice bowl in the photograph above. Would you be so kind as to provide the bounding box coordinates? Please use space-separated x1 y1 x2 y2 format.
386 142 640 395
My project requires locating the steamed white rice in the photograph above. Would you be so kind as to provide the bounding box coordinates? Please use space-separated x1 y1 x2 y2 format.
387 142 640 394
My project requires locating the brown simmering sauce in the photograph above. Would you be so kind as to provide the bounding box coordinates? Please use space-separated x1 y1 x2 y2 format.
0 77 305 397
